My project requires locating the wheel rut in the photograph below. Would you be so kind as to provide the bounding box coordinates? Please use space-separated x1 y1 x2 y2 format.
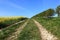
33 19 58 40
5 20 29 40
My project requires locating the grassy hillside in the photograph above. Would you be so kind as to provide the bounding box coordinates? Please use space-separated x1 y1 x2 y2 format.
17 19 42 40
0 10 60 40
33 16 60 40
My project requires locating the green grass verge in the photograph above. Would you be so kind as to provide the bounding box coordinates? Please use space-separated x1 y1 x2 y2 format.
33 17 60 40
0 20 27 40
17 19 42 40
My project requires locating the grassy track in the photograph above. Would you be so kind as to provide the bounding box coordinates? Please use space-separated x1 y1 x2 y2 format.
17 19 42 40
33 17 60 40
0 20 27 40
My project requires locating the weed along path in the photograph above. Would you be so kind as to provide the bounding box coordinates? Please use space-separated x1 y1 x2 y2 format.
5 20 29 40
0 20 25 31
33 19 58 40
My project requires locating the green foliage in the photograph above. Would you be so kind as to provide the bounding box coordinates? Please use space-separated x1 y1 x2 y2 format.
56 5 60 16
33 9 54 18
17 20 41 40
45 9 55 17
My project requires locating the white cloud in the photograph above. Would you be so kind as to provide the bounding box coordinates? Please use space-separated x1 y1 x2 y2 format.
8 2 25 10
0 0 26 10
0 0 32 14
7 2 32 12
0 0 28 10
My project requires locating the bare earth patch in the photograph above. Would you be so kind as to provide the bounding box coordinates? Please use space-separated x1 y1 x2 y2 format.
33 19 58 40
5 20 29 40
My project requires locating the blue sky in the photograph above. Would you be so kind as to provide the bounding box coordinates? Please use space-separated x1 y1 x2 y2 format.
0 0 60 18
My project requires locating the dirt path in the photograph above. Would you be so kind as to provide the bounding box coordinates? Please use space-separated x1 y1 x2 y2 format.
0 20 25 31
33 19 58 40
5 20 29 40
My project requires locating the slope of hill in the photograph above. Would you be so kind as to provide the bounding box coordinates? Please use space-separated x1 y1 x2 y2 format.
32 14 60 40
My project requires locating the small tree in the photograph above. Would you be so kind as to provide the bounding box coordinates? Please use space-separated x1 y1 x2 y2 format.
34 9 55 18
56 5 60 17
45 9 55 17
40 9 55 18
